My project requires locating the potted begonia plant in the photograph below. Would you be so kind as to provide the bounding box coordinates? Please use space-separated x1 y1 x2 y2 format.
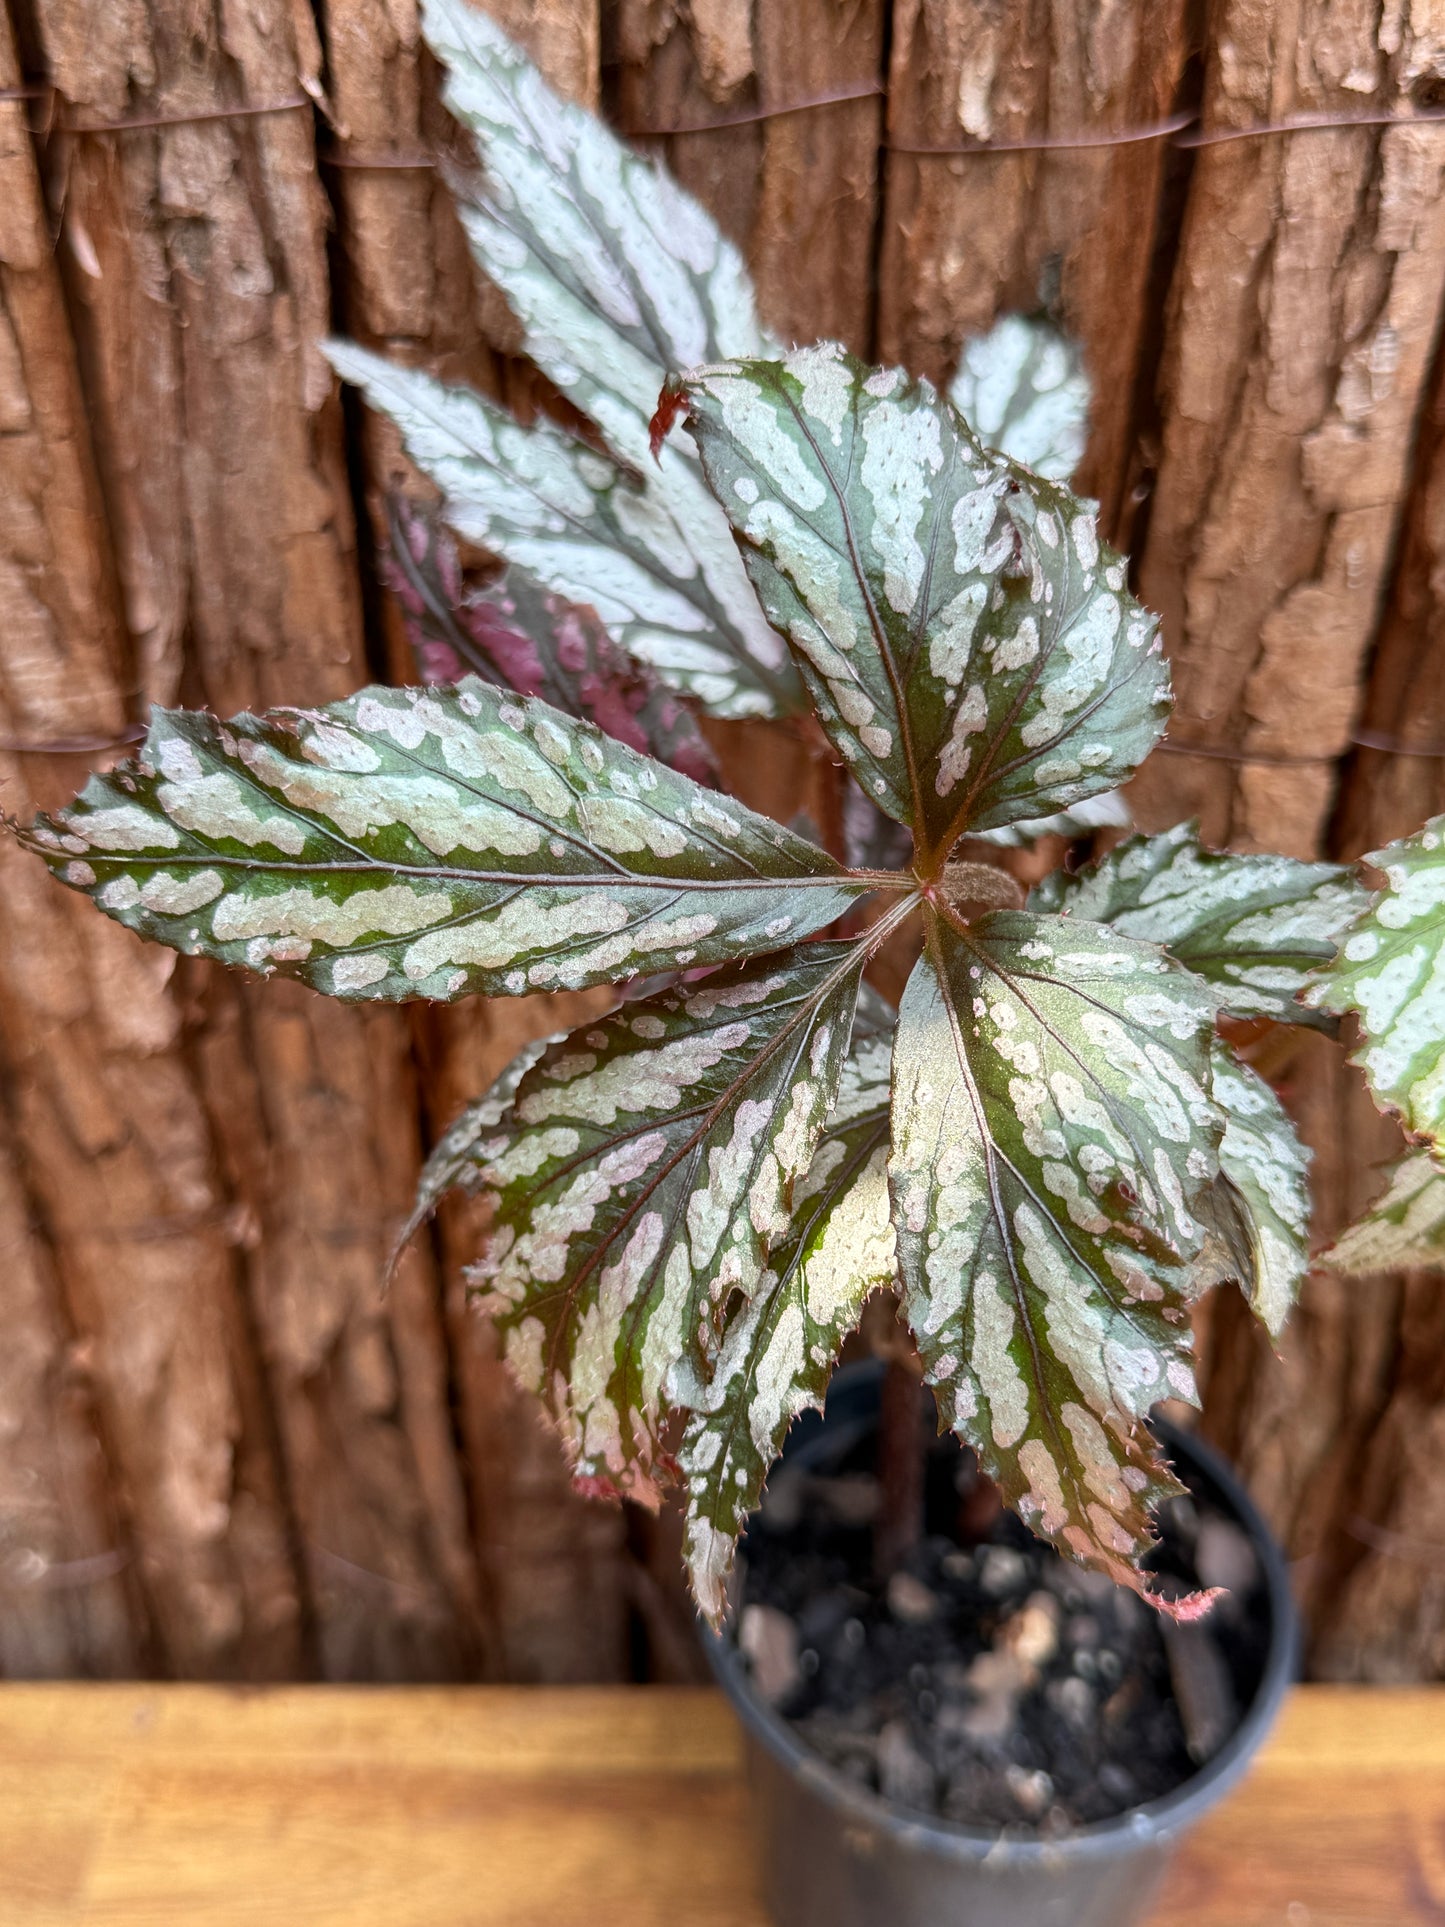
16 6 1444 1922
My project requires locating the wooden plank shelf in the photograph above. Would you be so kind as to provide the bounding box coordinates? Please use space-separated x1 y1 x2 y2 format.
1 1685 1439 1924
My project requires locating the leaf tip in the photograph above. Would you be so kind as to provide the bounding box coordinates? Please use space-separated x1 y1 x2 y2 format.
1146 1583 1226 1624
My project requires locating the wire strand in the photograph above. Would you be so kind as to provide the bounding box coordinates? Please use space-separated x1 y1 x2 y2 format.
61 95 311 136
8 78 1445 159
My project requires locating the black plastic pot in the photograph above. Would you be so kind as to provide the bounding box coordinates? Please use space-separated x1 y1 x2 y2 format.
701 1363 1298 1927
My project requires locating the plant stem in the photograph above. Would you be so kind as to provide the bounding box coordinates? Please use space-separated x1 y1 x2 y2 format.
874 1352 925 1579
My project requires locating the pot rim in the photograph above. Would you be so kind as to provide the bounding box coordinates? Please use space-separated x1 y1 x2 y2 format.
700 1364 1300 1868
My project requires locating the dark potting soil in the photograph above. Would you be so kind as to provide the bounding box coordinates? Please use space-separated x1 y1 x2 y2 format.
733 1413 1271 1836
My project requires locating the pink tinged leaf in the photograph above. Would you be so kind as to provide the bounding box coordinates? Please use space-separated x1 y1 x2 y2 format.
1147 1584 1226 1624
572 1472 625 1505
381 497 719 785
457 596 550 697
417 640 467 685
577 677 654 759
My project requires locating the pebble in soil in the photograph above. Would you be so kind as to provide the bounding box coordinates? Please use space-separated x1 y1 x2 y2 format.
734 1418 1269 1837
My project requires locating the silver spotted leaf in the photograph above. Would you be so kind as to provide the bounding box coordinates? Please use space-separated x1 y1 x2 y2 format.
1197 1042 1311 1337
327 0 800 722
22 680 874 1002
1323 1150 1445 1275
889 907 1224 1611
389 1032 555 1279
970 787 1131 851
666 343 1168 854
463 941 874 1504
947 314 1091 483
328 343 798 721
677 985 898 1620
1305 815 1445 1148
384 498 719 786
421 0 772 469
1032 823 1366 1029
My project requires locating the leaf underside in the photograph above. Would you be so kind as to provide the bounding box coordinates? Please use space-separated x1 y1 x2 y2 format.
21 680 868 1002
947 313 1091 483
383 499 721 789
1323 1149 1445 1275
668 342 1169 852
328 343 796 722
1032 823 1366 1028
1306 815 1445 1147
462 943 873 1505
889 906 1224 1609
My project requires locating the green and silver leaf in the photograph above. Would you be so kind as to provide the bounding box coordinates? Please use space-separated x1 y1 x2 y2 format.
421 0 770 470
947 314 1090 483
1322 1150 1445 1275
1198 1042 1311 1337
327 1 801 722
970 787 1131 851
677 986 897 1620
327 344 797 721
667 343 1168 853
390 1031 556 1277
1032 823 1366 1028
463 942 877 1502
1306 815 1445 1147
889 908 1223 1608
22 680 874 1002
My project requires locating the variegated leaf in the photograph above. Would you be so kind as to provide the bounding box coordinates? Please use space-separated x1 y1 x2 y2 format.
389 1032 555 1277
22 681 878 1002
947 314 1091 483
842 774 913 873
666 344 1168 853
1306 815 1445 1147
1198 1042 1311 1337
971 787 1132 850
328 344 797 721
420 0 773 469
384 498 719 786
677 986 897 1619
1032 823 1366 1028
1323 1150 1445 1275
889 907 1224 1611
463 941 881 1502
327 1 801 722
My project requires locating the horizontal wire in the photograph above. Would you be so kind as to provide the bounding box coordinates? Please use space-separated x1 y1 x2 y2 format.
62 95 311 135
889 107 1197 156
0 727 146 755
1161 729 1445 765
1178 102 1445 148
619 79 884 137
7 77 1445 158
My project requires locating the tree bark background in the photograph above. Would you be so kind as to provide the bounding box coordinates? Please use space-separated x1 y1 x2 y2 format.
2 0 1444 1682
